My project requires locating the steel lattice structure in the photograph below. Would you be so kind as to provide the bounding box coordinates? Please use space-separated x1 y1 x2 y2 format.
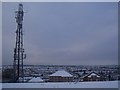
13 4 26 83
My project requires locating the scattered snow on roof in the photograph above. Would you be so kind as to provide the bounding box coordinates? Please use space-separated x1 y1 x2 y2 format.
81 72 101 78
50 70 73 77
28 77 43 83
88 72 100 77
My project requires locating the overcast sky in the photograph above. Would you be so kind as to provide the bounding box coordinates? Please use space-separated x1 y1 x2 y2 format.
2 2 118 65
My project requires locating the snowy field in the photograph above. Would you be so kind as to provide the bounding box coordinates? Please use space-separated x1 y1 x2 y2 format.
2 81 119 88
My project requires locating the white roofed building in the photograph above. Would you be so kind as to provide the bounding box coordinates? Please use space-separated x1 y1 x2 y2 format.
81 72 103 81
28 77 44 83
49 70 73 82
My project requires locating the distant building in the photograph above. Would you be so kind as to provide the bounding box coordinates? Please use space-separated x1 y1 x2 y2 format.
28 77 44 83
81 72 103 81
49 70 73 82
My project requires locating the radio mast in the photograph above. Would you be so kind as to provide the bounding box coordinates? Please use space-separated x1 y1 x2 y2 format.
13 3 26 82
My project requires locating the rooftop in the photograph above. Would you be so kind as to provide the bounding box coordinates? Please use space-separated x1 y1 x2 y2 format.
50 70 73 77
88 72 100 77
28 77 43 83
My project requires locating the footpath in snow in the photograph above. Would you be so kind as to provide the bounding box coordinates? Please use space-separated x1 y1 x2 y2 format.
2 81 118 88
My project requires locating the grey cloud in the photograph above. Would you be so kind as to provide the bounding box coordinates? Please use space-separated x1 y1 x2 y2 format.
2 2 118 65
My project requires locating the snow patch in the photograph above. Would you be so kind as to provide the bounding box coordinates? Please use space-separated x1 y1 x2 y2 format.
2 81 118 88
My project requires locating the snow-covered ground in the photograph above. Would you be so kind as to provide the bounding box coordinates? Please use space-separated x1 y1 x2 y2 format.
2 81 119 88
